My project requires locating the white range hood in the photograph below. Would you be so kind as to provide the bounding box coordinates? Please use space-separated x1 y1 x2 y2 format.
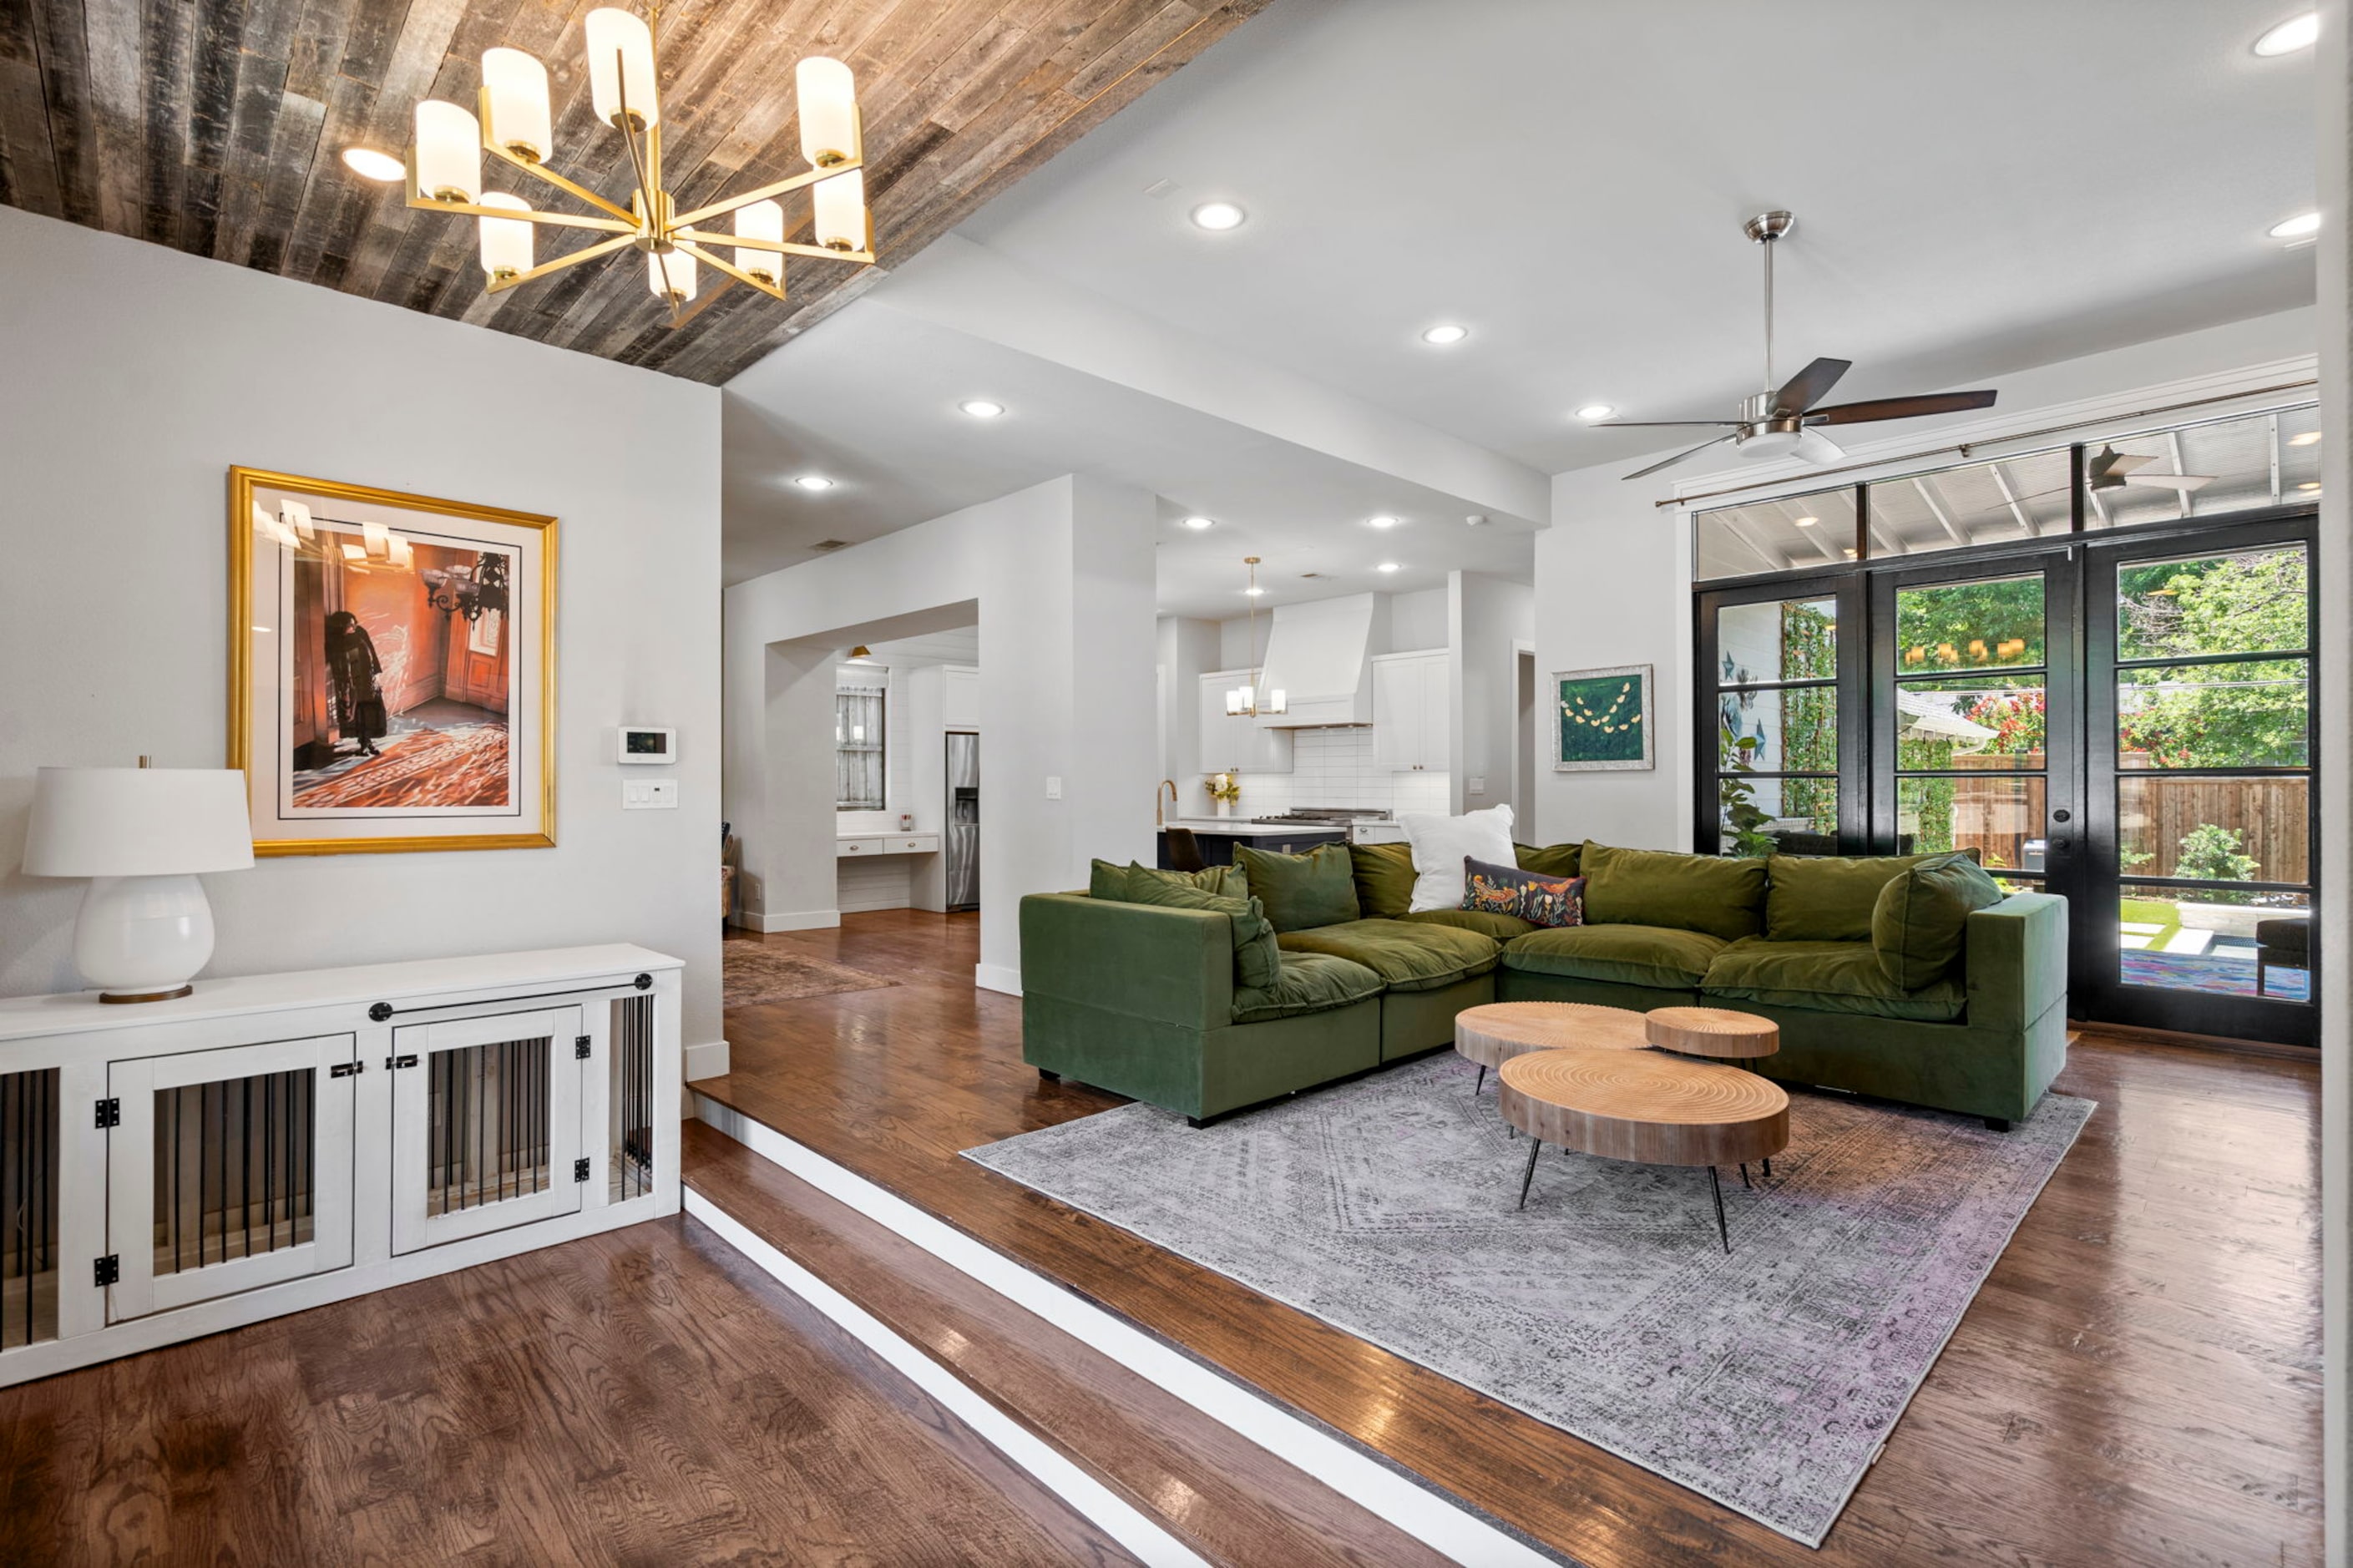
1252 593 1389 727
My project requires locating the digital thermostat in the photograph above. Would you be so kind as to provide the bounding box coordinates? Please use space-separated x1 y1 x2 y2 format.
618 726 676 764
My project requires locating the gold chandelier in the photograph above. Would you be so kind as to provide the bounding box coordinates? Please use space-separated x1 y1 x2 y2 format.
404 2 875 317
1226 557 1288 717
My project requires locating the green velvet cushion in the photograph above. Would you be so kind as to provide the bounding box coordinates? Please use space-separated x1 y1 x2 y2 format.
1500 923 1728 990
1872 852 2006 989
1234 842 1361 933
1702 938 1967 1023
1513 842 1582 878
1121 878 1282 989
1232 951 1387 1024
1351 842 1419 920
1399 908 1536 942
1579 842 1767 942
1277 918 1499 993
1764 850 1971 942
1089 859 1245 902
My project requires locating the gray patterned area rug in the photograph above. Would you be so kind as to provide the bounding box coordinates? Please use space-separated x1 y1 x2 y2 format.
964 1054 2092 1546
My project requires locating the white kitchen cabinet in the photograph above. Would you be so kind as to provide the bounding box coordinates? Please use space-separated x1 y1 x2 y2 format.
942 665 982 729
1372 650 1450 771
1196 670 1294 775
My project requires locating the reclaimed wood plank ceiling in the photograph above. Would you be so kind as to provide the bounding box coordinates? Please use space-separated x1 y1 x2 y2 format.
0 0 1270 382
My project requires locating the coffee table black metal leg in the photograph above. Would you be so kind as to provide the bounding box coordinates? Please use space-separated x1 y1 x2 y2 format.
1763 1156 1772 1179
1473 1065 1485 1098
1516 1137 1542 1210
1708 1166 1729 1253
1739 1162 1751 1189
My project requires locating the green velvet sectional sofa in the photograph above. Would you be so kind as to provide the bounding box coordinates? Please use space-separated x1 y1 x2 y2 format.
1019 839 2069 1130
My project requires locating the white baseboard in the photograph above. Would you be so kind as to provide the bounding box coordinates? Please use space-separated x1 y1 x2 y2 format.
974 962 1022 995
744 908 842 933
683 1038 731 1080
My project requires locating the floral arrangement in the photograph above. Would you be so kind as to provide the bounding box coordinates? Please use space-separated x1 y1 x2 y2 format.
1206 772 1241 805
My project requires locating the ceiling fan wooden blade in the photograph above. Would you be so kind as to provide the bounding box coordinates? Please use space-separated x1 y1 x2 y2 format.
2119 472 2218 490
1772 357 1850 416
1594 419 1746 427
1622 434 1738 482
1807 389 1998 425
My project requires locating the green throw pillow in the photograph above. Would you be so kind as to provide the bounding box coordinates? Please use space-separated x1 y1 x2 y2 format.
1350 842 1418 919
1122 877 1282 989
1767 852 1941 942
1580 841 1766 942
1091 859 1244 901
1514 842 1581 878
1871 852 2005 989
1233 842 1360 933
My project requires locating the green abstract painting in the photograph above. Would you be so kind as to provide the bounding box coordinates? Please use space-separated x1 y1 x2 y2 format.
1555 664 1652 771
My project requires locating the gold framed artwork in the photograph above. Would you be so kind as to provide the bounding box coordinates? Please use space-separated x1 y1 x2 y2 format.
227 467 556 856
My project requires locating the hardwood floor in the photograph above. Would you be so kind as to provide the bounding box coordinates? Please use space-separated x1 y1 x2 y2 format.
700 910 2325 1568
0 1214 1141 1566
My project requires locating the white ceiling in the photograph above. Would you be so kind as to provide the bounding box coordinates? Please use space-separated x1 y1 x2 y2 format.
957 0 2319 474
861 626 979 670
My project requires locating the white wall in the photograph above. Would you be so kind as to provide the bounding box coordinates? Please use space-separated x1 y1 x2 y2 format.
1156 616 1222 815
0 208 725 1057
724 475 1157 990
1450 572 1535 817
1531 305 2321 852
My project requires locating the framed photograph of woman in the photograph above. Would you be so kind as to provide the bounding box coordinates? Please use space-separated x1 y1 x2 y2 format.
228 467 556 855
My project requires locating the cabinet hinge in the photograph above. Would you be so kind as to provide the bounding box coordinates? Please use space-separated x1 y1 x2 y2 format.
94 1098 119 1129
331 1060 363 1078
385 1054 418 1070
93 1255 119 1287
574 1035 592 1060
573 1157 592 1184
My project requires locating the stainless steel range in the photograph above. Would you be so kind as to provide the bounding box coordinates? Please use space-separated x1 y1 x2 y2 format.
1247 807 1402 845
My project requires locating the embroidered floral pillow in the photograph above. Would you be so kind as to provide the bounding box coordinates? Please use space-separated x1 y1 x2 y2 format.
1462 855 1584 928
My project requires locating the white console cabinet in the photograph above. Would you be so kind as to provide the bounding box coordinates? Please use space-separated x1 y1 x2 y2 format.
0 944 680 1387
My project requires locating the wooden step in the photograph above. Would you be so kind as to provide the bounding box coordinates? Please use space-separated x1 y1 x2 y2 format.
681 1118 1455 1568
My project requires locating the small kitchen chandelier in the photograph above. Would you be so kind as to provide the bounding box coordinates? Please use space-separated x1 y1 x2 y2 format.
1226 558 1288 717
404 3 874 319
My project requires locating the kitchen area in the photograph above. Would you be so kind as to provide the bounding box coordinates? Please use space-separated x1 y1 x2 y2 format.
832 630 983 915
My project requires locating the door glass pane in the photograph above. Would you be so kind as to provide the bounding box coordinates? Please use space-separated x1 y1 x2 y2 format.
1865 449 2072 557
2119 660 2308 768
2119 883 2310 999
1695 488 1860 580
1896 676 2045 771
1719 776 1837 857
1898 775 2046 873
2085 406 2322 530
1716 596 1838 684
2118 776 2308 885
153 1070 314 1278
1895 574 2046 670
1719 688 1837 771
428 1036 551 1217
2118 544 2309 660
2 1069 59 1348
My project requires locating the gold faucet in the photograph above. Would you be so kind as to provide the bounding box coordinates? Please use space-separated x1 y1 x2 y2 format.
1156 778 1178 827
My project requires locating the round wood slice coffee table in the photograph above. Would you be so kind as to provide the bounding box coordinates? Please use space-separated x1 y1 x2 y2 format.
1455 1002 1651 1099
1645 1006 1780 1060
1497 1047 1789 1252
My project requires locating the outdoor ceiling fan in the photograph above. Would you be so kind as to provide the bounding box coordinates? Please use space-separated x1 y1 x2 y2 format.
2082 444 2216 493
1607 211 2001 481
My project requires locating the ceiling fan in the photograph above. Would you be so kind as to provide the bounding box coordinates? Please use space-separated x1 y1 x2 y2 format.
1607 211 2000 482
2082 444 2216 493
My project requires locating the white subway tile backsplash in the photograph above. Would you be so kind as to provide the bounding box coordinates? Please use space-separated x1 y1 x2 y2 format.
1231 727 1450 818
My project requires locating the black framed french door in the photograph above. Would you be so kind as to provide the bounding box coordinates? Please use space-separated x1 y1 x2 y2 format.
1695 572 1867 857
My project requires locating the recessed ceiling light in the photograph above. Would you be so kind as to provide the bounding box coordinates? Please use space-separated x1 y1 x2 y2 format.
959 399 1005 418
1190 200 1246 231
1574 403 1617 421
1182 515 1215 529
794 474 837 491
2298 480 2322 491
2289 430 2323 446
1375 561 1401 574
342 147 405 181
2269 210 2322 239
1420 324 1469 346
2253 11 2320 55
1794 515 1819 528
1366 514 1399 529
1242 583 1266 597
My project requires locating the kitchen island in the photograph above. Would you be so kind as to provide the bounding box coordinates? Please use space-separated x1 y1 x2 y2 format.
1157 818 1348 868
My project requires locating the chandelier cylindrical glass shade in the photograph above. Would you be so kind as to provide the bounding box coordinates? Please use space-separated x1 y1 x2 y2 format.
733 199 783 284
812 168 866 253
796 57 859 167
585 8 660 129
647 249 697 303
477 191 534 280
414 100 482 202
482 48 553 161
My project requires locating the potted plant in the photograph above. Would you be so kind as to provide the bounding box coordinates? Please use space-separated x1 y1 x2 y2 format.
1207 772 1241 818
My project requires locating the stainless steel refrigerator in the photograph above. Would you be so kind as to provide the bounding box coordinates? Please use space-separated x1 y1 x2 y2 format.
944 731 979 912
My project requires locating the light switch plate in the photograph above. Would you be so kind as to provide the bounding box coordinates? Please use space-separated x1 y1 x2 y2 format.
1045 776 1063 800
622 778 678 810
1467 776 1487 795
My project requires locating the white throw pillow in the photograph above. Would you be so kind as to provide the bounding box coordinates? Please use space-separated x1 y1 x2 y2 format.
1399 804 1516 913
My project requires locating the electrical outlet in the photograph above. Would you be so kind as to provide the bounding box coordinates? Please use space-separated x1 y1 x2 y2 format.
1045 776 1063 800
622 778 678 810
1467 776 1487 795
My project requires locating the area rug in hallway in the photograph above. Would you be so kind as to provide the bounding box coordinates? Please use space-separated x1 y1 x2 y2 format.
721 943 900 1009
965 1055 2092 1546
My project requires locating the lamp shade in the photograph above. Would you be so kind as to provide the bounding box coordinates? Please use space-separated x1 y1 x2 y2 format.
585 8 660 128
23 768 255 878
647 249 696 302
812 167 866 252
414 99 482 203
733 198 782 284
796 56 859 167
478 191 534 279
482 47 553 161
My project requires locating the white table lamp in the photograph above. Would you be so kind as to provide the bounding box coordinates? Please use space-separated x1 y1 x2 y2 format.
22 764 256 1003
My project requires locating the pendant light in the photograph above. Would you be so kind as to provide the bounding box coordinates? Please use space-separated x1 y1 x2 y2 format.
1225 558 1288 717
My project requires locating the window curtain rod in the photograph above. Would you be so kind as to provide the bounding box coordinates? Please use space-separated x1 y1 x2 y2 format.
1652 377 2319 509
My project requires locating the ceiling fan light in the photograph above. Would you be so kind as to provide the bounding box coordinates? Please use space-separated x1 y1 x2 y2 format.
797 57 861 167
413 100 482 202
1738 428 1801 461
477 191 534 281
647 249 696 303
813 168 867 252
482 48 553 162
584 8 660 129
733 198 783 284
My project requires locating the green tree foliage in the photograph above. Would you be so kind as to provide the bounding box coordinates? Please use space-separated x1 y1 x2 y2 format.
2116 549 2308 768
